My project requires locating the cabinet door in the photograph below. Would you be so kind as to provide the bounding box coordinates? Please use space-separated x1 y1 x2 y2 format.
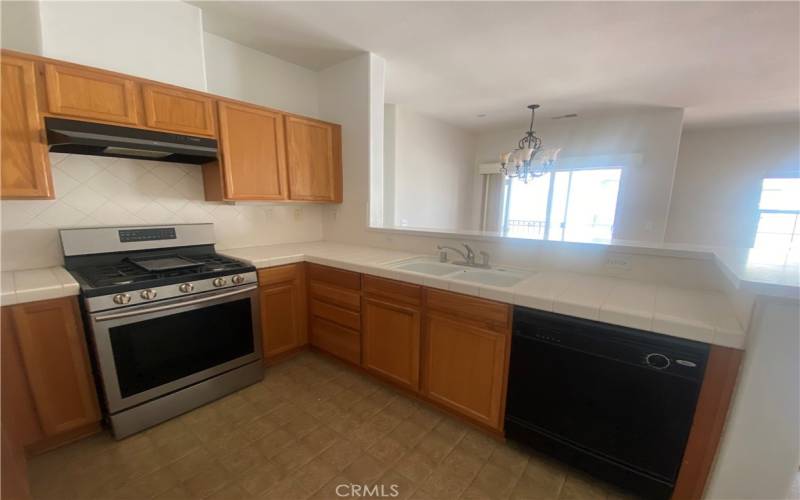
218 102 287 200
285 116 342 202
1 307 43 447
260 283 303 358
424 314 507 429
141 84 215 136
44 63 139 125
11 298 100 436
1 56 53 199
363 297 421 391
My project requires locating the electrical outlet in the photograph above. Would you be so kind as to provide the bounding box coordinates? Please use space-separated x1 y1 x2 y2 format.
605 254 632 272
294 208 303 221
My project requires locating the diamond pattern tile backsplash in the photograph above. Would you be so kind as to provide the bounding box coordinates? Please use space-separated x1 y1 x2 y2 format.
0 153 324 270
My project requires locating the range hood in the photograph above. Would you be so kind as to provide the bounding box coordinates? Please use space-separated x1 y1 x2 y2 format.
45 117 217 164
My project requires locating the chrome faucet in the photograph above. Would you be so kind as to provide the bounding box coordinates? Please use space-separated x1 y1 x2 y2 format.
437 243 490 268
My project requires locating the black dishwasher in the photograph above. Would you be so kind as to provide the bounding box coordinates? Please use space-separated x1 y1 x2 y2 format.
505 307 709 499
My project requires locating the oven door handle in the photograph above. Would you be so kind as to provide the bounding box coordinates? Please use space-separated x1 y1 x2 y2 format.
93 285 258 322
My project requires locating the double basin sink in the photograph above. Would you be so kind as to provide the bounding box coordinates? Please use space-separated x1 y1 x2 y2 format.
386 256 532 288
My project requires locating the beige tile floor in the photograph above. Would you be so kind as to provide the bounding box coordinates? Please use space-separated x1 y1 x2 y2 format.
28 352 637 500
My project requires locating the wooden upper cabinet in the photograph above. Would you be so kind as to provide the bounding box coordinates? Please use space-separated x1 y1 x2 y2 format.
285 116 342 202
10 297 100 437
1 55 53 199
424 313 508 430
44 63 139 125
363 296 421 391
218 102 287 200
141 84 215 136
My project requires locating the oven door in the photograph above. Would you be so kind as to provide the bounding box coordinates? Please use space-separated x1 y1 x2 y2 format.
88 285 261 413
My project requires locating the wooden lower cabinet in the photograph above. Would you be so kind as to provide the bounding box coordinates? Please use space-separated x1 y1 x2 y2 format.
423 313 508 430
258 264 307 360
307 264 362 364
1 297 101 450
310 317 361 365
362 296 421 391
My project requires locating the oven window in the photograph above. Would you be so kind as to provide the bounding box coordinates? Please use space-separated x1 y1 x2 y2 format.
109 298 254 398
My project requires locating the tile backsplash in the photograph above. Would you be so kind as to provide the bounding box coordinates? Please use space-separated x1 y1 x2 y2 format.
0 153 324 270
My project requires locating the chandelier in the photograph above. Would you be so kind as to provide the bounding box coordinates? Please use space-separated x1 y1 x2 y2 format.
500 104 558 183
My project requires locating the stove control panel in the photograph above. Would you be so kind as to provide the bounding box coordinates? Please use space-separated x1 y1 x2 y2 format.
85 271 258 313
118 227 177 243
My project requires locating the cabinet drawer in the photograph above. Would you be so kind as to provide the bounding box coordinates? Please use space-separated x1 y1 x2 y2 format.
311 299 360 331
307 263 361 290
258 264 301 286
310 281 361 311
311 317 360 365
426 289 510 331
44 63 139 125
363 275 421 306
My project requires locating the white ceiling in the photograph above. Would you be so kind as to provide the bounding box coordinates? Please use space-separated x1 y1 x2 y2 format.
195 1 800 130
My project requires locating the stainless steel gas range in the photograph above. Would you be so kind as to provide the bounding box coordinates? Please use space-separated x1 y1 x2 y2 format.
59 223 262 438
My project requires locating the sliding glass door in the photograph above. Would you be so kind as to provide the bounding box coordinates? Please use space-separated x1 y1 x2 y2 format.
503 166 622 243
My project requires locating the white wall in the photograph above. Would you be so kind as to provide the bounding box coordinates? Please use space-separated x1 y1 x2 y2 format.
0 1 42 54
203 32 319 117
318 53 375 245
37 0 207 90
475 109 685 242
665 121 800 247
705 297 800 500
387 104 477 230
0 154 322 270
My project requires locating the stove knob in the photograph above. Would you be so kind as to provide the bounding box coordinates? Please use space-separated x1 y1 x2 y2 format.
112 293 131 305
212 277 227 287
140 289 157 300
646 353 671 370
231 274 245 285
178 283 194 294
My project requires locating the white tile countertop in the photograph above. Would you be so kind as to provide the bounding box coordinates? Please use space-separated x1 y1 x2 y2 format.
221 242 747 349
369 226 800 299
0 267 80 306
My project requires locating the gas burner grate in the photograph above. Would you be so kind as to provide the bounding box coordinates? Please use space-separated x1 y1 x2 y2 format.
74 254 250 289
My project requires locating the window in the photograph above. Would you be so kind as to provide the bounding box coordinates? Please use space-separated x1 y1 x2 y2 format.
503 167 622 242
754 177 800 264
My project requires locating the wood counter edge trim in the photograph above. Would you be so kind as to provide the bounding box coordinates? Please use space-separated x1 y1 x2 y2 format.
672 345 744 500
